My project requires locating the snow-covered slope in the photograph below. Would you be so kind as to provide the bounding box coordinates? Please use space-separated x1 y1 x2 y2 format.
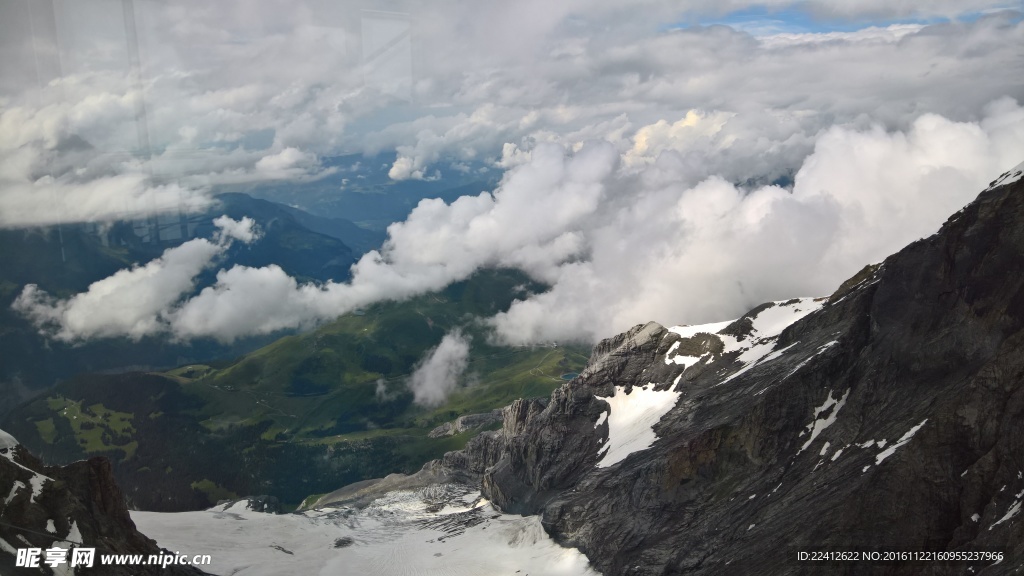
587 298 824 469
665 297 824 386
0 429 17 451
594 384 680 468
133 486 599 576
0 429 51 505
987 159 1024 190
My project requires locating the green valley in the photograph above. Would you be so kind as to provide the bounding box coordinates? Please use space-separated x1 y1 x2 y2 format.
2 269 590 511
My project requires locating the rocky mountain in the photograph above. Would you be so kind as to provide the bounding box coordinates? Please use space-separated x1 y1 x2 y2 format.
431 164 1024 574
0 429 206 575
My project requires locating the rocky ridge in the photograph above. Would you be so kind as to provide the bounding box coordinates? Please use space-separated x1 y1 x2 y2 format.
0 429 206 575
435 167 1024 575
428 409 504 438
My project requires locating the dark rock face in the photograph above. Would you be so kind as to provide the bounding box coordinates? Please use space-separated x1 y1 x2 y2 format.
242 495 281 514
0 435 205 575
441 175 1024 574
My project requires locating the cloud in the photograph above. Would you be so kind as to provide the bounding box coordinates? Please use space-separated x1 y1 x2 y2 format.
5 1 1024 347
406 330 472 407
160 141 616 342
374 378 396 402
22 102 1024 346
360 14 1024 184
0 172 214 229
358 102 1024 347
253 147 333 180
4 3 1021 232
213 214 262 243
168 264 326 340
12 217 258 341
489 102 1024 343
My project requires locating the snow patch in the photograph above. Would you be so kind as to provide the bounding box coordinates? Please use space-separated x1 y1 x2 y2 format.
4 480 25 505
875 419 927 465
46 519 56 533
664 341 681 364
719 298 824 385
28 473 49 503
67 520 82 546
667 320 733 340
593 411 608 429
987 160 1024 190
971 513 980 522
671 353 707 369
666 299 823 386
1 438 53 502
719 341 800 386
990 501 1021 530
798 389 850 454
595 384 681 468
0 428 17 451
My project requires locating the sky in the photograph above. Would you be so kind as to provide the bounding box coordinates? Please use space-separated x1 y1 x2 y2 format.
3 0 1024 345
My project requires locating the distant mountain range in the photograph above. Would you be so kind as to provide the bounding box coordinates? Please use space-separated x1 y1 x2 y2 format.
0 192 376 411
219 152 500 232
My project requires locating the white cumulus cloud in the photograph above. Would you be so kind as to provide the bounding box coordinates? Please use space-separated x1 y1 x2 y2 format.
12 216 259 341
407 330 472 407
15 102 1024 345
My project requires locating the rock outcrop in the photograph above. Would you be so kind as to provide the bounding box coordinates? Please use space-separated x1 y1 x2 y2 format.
439 168 1024 574
428 409 504 438
0 430 206 575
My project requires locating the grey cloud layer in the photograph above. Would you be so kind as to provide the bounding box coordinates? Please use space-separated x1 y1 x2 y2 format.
2 2 1022 226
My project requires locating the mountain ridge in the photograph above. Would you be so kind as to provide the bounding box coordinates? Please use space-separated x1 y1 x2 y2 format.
0 429 207 575
429 163 1024 574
